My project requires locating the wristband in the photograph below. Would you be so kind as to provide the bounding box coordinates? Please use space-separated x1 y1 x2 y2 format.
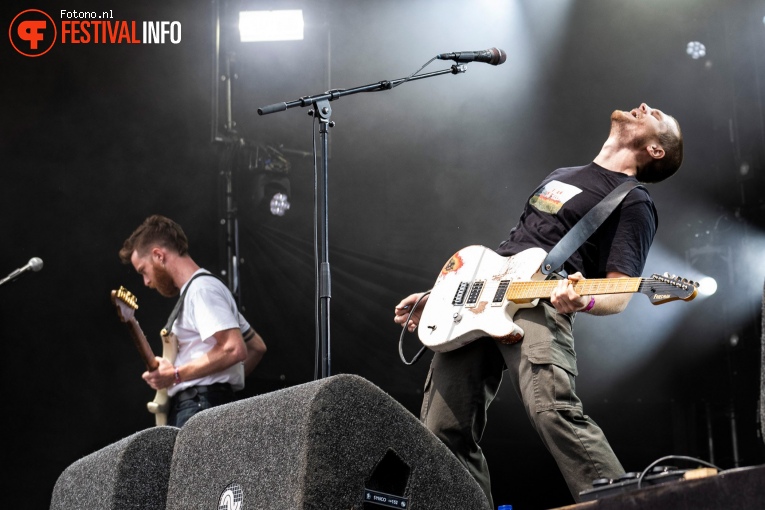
174 366 181 385
582 296 595 312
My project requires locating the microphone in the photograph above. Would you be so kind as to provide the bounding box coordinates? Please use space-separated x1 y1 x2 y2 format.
0 257 44 286
436 47 507 66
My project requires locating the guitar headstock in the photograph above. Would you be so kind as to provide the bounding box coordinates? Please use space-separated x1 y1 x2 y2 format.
110 286 138 322
642 273 699 305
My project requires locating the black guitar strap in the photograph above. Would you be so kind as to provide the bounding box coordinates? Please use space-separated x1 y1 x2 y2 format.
160 272 248 337
541 180 643 278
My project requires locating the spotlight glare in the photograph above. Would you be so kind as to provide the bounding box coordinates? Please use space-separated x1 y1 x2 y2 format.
686 41 706 59
698 276 717 296
269 192 290 216
239 10 304 42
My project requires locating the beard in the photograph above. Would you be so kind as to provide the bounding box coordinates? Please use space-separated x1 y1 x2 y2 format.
608 110 630 134
609 111 651 149
152 261 180 297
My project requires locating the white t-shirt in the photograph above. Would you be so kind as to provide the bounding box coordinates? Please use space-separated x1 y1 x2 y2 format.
167 269 251 397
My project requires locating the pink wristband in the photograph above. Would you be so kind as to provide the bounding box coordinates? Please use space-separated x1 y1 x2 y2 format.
174 366 181 385
582 296 595 312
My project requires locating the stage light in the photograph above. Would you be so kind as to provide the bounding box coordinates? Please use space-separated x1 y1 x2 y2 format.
239 144 292 220
697 276 718 297
247 171 291 220
239 10 304 42
686 41 706 59
269 192 290 216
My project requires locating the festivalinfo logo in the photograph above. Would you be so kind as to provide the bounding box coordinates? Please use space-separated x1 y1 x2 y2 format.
9 8 182 57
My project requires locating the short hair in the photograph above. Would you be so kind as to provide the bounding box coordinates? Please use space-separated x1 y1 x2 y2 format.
638 116 684 184
119 214 189 264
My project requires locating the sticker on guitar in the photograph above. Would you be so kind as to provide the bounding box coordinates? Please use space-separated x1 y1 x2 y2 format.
418 245 698 353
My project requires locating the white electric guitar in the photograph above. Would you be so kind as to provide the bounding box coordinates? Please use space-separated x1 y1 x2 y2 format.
418 245 698 353
111 286 178 426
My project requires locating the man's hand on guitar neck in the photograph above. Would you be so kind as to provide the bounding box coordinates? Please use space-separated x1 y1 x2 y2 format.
550 272 592 314
550 271 633 316
394 292 429 332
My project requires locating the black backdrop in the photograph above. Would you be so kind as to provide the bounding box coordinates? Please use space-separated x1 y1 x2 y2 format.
2 1 765 508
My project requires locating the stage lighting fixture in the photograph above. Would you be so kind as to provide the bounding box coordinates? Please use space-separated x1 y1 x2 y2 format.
269 192 290 216
254 173 291 218
239 10 304 42
698 276 718 297
241 144 292 219
686 41 706 59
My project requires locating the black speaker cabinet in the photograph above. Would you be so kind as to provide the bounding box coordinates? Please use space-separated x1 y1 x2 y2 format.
50 426 178 510
165 374 490 510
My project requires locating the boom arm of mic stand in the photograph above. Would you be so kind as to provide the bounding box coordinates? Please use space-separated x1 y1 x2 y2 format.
257 65 467 116
255 64 468 380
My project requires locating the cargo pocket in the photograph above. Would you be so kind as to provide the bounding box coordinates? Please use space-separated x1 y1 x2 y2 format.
527 344 582 414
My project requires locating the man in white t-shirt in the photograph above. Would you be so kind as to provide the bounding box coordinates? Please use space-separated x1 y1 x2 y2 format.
119 214 267 427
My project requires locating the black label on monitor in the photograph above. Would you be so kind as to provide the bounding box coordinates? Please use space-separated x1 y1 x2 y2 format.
363 489 409 508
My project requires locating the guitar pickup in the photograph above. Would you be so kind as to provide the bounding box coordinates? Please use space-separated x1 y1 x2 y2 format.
465 280 485 307
492 280 509 306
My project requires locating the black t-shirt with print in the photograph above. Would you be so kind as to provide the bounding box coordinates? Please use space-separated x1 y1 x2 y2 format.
496 162 657 278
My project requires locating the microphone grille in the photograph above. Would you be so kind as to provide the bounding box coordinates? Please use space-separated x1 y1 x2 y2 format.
29 257 44 272
492 48 507 65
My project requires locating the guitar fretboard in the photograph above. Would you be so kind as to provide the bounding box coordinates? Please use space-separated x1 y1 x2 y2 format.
505 278 643 301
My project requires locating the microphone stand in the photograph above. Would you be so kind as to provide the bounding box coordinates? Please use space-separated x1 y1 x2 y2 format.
258 64 468 380
0 273 17 287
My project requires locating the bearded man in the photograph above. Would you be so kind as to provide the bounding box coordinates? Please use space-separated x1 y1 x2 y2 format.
394 103 683 506
120 214 267 427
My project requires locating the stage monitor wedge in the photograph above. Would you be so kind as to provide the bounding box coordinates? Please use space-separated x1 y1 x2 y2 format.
50 426 179 510
165 373 490 510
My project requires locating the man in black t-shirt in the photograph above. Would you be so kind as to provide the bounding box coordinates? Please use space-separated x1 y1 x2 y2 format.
394 103 683 506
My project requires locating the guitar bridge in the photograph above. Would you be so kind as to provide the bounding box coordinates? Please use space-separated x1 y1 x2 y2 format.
451 280 485 307
452 282 470 305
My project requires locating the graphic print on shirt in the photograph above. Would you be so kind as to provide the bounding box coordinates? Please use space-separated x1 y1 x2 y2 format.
529 180 582 214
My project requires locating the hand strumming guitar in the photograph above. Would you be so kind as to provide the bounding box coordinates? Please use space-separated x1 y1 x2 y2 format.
142 356 175 390
394 292 429 332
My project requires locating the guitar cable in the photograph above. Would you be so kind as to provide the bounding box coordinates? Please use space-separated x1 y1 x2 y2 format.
398 290 431 366
635 454 721 490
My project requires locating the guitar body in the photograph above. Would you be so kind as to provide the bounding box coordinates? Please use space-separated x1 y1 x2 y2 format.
146 332 178 426
417 245 698 353
418 245 548 353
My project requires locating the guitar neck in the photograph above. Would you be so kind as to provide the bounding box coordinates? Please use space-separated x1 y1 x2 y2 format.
125 318 159 371
505 277 642 301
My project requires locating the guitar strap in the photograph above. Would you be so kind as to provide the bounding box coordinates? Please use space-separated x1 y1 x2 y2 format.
541 180 643 278
161 272 238 337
